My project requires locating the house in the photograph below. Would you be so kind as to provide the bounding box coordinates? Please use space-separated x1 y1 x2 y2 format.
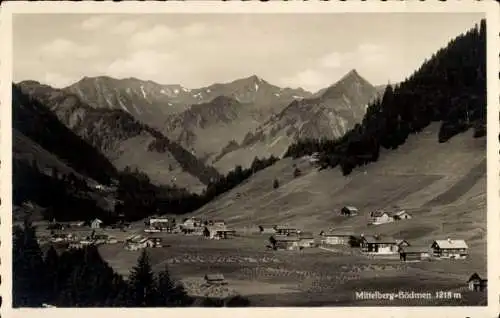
360 235 398 254
274 225 299 236
182 217 202 230
398 246 431 262
125 237 155 251
340 206 359 217
272 235 300 250
203 226 235 240
149 217 176 231
319 231 356 246
392 210 412 221
258 225 277 234
369 211 394 225
91 218 103 229
467 273 487 292
69 221 85 227
297 232 315 248
207 219 226 227
431 239 468 259
204 274 227 286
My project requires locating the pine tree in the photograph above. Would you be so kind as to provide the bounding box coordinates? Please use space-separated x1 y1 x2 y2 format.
44 246 60 303
156 265 191 306
128 249 157 306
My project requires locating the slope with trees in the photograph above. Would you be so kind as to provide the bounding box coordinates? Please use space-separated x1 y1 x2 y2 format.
284 20 486 176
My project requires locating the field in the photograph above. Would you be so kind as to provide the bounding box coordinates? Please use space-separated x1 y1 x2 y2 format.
40 124 487 306
97 232 486 306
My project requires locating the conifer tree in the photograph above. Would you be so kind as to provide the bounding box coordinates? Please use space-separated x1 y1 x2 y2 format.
128 249 157 307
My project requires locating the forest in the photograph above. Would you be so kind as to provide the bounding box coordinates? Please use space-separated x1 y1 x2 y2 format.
284 20 486 176
13 221 251 307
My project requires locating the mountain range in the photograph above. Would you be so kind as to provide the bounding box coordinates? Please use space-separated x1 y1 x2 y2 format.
15 68 383 189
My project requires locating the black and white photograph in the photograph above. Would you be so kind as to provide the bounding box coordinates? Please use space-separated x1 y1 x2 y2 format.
1 1 499 314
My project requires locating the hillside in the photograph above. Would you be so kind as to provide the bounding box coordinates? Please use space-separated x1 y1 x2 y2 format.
66 75 312 160
163 96 260 158
190 123 486 255
12 84 117 185
16 81 218 192
212 70 379 173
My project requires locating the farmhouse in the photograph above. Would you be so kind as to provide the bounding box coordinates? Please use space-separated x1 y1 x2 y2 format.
398 246 431 262
258 225 277 234
208 219 226 227
204 274 227 286
182 217 203 229
272 235 300 250
319 231 355 246
392 210 412 221
361 235 398 254
297 232 315 248
369 211 394 225
340 206 359 217
431 239 468 259
467 273 487 292
148 217 175 231
125 237 155 251
204 226 235 240
274 225 299 235
91 218 103 229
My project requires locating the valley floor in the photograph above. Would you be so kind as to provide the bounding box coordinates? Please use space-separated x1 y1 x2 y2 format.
97 232 486 306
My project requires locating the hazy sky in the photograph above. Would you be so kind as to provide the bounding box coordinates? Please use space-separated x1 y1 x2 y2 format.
13 13 483 92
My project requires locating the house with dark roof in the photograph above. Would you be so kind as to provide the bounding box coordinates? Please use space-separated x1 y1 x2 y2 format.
340 206 359 217
398 246 431 262
297 232 315 248
203 225 235 240
467 273 487 292
204 273 227 286
392 210 412 221
272 234 300 250
431 239 468 259
360 235 398 254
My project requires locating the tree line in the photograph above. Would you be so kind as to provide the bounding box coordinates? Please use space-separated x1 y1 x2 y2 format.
284 20 486 176
13 221 251 307
115 155 279 223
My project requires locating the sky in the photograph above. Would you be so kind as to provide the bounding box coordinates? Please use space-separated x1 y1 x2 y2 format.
13 13 484 92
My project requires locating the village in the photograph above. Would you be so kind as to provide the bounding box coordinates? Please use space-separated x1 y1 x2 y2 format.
34 201 487 301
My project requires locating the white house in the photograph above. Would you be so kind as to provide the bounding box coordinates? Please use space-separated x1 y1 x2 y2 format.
91 218 103 229
431 239 468 259
369 211 394 225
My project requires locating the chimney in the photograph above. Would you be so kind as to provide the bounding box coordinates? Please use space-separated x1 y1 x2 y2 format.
447 238 452 243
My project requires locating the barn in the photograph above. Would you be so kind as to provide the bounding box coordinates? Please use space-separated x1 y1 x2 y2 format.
398 246 431 262
467 273 487 292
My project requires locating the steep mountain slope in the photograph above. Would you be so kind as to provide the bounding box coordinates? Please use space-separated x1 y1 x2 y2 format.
12 84 118 184
16 82 218 192
163 96 260 158
212 70 378 172
65 75 312 159
190 123 486 253
12 85 121 220
65 76 193 130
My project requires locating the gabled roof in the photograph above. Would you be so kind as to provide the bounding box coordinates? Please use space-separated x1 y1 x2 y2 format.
371 210 389 218
205 273 225 281
392 210 410 217
468 272 487 282
92 218 103 223
433 239 468 249
343 206 359 211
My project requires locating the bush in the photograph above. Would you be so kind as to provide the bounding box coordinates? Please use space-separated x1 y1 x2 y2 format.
273 178 279 189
